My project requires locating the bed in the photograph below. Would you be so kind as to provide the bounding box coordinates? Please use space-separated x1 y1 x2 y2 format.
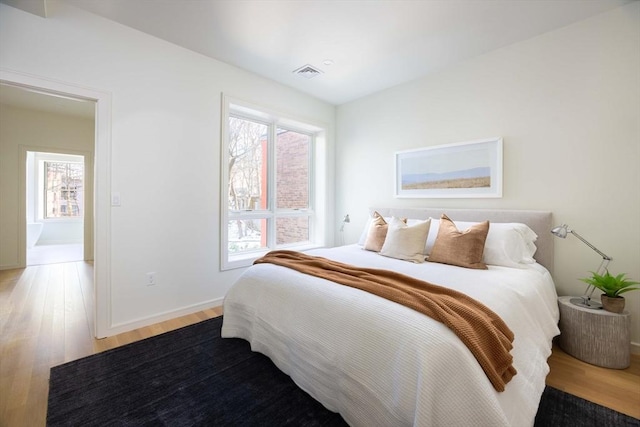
221 208 560 426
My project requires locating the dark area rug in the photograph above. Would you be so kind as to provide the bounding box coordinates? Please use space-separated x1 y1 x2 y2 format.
535 386 639 427
47 316 639 426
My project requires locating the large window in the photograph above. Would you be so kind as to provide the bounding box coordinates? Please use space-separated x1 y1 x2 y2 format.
44 161 84 219
222 98 324 269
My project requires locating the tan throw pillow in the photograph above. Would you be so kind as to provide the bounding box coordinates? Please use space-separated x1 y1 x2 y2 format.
428 214 489 269
379 217 431 263
363 211 389 252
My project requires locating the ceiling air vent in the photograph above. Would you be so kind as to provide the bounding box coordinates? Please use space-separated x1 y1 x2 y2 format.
293 64 323 79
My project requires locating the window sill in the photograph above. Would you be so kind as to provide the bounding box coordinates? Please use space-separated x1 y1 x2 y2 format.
221 243 324 271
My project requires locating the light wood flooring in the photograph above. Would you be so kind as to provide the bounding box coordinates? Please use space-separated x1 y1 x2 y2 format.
27 244 83 267
1 261 638 426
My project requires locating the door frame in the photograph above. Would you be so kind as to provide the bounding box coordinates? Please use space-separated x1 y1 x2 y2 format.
1 68 112 338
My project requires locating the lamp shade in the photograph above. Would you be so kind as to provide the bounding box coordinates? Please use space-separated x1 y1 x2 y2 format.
551 224 569 239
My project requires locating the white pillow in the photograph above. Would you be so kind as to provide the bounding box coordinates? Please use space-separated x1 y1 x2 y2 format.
357 216 373 246
379 217 431 263
412 218 439 255
447 220 538 268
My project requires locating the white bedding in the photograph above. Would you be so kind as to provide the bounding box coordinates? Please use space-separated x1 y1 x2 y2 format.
221 245 560 427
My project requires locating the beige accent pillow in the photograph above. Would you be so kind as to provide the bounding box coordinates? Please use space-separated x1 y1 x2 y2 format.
428 214 489 269
363 211 389 252
379 217 431 263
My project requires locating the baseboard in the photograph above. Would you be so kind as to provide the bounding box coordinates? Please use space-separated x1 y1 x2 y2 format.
101 298 224 338
631 341 640 355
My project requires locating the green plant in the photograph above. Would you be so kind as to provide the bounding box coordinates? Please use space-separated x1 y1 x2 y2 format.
580 270 640 298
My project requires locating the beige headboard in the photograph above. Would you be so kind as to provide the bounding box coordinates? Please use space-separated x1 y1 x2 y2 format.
371 208 554 273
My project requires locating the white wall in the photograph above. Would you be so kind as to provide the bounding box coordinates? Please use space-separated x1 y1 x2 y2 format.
336 3 640 348
0 1 335 333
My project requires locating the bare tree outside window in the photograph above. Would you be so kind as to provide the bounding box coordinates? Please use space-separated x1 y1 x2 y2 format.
44 161 84 219
228 116 267 211
228 116 267 252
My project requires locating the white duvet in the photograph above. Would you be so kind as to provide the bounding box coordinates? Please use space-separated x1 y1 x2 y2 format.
221 245 560 427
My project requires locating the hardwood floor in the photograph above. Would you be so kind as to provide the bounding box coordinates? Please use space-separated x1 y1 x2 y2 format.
0 262 222 427
546 342 640 419
1 262 638 426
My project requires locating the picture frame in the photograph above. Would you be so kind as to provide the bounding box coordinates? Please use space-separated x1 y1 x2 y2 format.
394 137 503 198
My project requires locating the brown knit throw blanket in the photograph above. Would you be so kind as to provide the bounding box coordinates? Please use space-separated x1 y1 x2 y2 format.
254 250 517 392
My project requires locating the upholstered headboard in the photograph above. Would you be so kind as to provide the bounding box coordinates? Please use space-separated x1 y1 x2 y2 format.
370 208 554 273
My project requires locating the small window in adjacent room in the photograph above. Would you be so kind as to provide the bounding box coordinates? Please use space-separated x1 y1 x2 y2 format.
44 161 84 219
221 96 325 270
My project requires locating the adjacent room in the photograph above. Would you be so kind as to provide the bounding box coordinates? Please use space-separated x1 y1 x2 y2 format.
26 150 85 266
1 0 638 425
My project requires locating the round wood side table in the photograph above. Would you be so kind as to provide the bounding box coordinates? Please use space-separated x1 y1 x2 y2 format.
557 296 631 369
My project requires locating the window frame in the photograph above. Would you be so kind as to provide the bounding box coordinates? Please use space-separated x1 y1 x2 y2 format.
36 153 85 224
221 96 325 270
43 160 84 220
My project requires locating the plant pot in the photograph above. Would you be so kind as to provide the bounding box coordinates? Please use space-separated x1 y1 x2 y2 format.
601 295 625 313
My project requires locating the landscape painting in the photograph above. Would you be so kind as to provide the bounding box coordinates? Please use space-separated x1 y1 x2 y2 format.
395 138 503 198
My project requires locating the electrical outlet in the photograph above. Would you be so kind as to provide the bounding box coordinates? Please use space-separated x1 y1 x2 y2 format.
146 272 156 286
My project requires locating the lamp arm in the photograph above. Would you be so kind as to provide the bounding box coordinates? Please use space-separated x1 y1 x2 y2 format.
569 230 613 261
569 230 612 306
552 224 612 309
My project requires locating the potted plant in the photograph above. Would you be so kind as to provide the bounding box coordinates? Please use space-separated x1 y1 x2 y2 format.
580 270 640 313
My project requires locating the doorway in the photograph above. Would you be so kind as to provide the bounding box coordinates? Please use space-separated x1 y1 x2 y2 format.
26 151 86 266
0 80 96 267
0 69 111 338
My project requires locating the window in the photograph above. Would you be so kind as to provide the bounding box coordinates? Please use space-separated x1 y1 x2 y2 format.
44 161 84 219
222 98 324 269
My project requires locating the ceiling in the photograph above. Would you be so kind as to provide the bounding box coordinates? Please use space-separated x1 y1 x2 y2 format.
0 0 633 109
59 0 632 105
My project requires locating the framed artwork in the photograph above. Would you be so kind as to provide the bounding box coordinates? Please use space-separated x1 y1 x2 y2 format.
394 137 503 198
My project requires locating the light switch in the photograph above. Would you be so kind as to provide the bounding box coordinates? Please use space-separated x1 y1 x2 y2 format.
111 192 121 207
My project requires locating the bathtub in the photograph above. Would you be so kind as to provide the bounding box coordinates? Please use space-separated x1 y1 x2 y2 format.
27 222 43 248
